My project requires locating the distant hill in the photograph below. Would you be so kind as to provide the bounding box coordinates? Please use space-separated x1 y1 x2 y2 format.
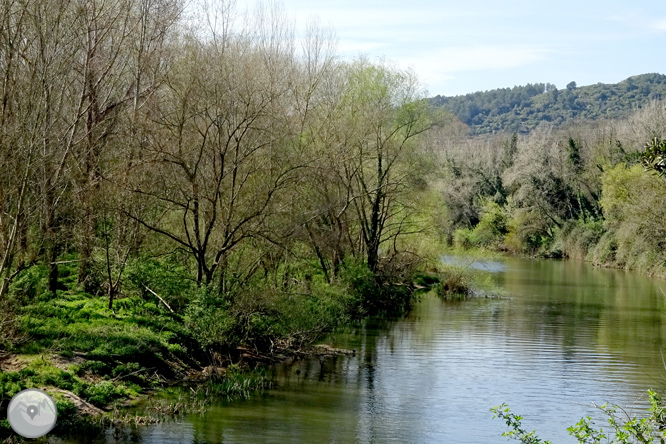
431 73 666 134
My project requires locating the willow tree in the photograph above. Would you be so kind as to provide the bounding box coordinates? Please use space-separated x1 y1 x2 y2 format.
332 60 436 273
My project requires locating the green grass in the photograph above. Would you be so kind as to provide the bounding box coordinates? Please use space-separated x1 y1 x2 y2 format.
0 356 138 409
17 292 191 374
0 252 421 441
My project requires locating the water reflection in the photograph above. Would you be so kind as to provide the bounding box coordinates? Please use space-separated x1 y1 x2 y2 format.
55 257 666 444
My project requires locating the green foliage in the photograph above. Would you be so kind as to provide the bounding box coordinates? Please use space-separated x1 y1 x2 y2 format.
8 265 49 303
53 397 78 424
452 227 475 249
82 380 135 407
125 255 196 313
341 258 413 316
183 259 410 354
441 114 666 269
493 390 666 444
201 365 273 400
184 288 237 350
642 137 666 176
503 209 553 254
149 365 273 417
491 404 553 443
568 416 607 444
462 200 508 248
433 74 666 134
598 164 666 272
17 292 190 366
559 219 605 261
0 357 137 413
436 264 474 300
432 261 501 300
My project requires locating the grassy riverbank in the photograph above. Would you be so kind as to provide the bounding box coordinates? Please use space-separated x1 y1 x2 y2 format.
1 255 439 440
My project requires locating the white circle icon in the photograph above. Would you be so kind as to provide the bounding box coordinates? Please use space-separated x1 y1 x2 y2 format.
7 389 58 438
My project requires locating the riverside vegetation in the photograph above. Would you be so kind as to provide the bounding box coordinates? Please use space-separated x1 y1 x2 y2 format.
2 0 666 441
492 390 666 444
434 78 666 444
0 0 472 440
435 101 666 277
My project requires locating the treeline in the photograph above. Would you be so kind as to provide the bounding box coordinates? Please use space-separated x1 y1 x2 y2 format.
435 101 666 274
0 0 444 357
432 73 666 134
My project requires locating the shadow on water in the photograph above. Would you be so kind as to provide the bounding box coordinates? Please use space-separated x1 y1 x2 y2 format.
53 256 666 444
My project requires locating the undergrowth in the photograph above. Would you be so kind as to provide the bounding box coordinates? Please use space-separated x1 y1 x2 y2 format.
0 251 420 441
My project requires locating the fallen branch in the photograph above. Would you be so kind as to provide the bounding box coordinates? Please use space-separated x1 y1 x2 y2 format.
143 285 174 313
44 388 105 416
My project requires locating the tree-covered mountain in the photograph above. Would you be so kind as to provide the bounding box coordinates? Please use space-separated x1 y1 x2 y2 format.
431 73 666 134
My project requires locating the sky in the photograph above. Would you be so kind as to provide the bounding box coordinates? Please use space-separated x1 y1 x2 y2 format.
232 0 666 97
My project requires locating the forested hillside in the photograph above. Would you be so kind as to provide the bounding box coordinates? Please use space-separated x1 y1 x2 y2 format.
432 73 666 134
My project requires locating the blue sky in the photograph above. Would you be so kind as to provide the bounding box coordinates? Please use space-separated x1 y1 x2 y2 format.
235 0 666 97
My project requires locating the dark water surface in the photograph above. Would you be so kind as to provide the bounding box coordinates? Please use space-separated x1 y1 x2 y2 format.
59 257 666 443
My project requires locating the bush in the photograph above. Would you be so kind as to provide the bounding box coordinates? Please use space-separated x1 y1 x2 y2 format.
559 219 605 261
82 380 135 407
184 287 238 351
341 258 412 317
492 389 666 444
453 227 475 249
436 264 473 300
125 255 196 312
598 163 666 273
472 200 508 246
504 208 553 255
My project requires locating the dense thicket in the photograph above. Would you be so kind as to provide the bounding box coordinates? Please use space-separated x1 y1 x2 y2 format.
0 0 445 360
432 73 666 134
435 101 666 274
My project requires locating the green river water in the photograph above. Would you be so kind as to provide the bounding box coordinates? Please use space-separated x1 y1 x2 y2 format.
59 256 666 443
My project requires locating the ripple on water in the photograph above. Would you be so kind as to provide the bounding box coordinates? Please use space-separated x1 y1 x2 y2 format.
66 256 666 444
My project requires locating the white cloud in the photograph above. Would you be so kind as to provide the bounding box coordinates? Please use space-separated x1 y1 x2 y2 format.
394 46 548 95
402 45 546 74
337 39 389 53
653 18 666 31
606 12 666 34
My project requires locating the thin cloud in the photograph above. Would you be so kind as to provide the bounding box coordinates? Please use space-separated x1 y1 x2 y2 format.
652 18 666 31
606 11 666 33
395 46 548 96
338 39 389 53
405 46 547 74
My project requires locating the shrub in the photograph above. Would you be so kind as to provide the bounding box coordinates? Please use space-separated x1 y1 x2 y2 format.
437 266 472 299
184 287 238 351
453 227 475 249
340 258 412 316
598 163 666 273
504 208 553 254
492 389 666 444
559 219 605 261
471 199 508 247
82 380 134 407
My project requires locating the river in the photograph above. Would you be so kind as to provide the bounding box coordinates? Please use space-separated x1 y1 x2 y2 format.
60 256 666 443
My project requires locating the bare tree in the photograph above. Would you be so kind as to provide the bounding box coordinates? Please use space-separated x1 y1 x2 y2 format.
126 3 304 287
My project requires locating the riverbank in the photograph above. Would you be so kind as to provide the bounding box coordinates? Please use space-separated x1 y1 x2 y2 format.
450 222 666 280
0 256 441 440
60 257 666 444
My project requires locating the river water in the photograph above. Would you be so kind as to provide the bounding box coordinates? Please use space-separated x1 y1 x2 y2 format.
64 256 666 443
